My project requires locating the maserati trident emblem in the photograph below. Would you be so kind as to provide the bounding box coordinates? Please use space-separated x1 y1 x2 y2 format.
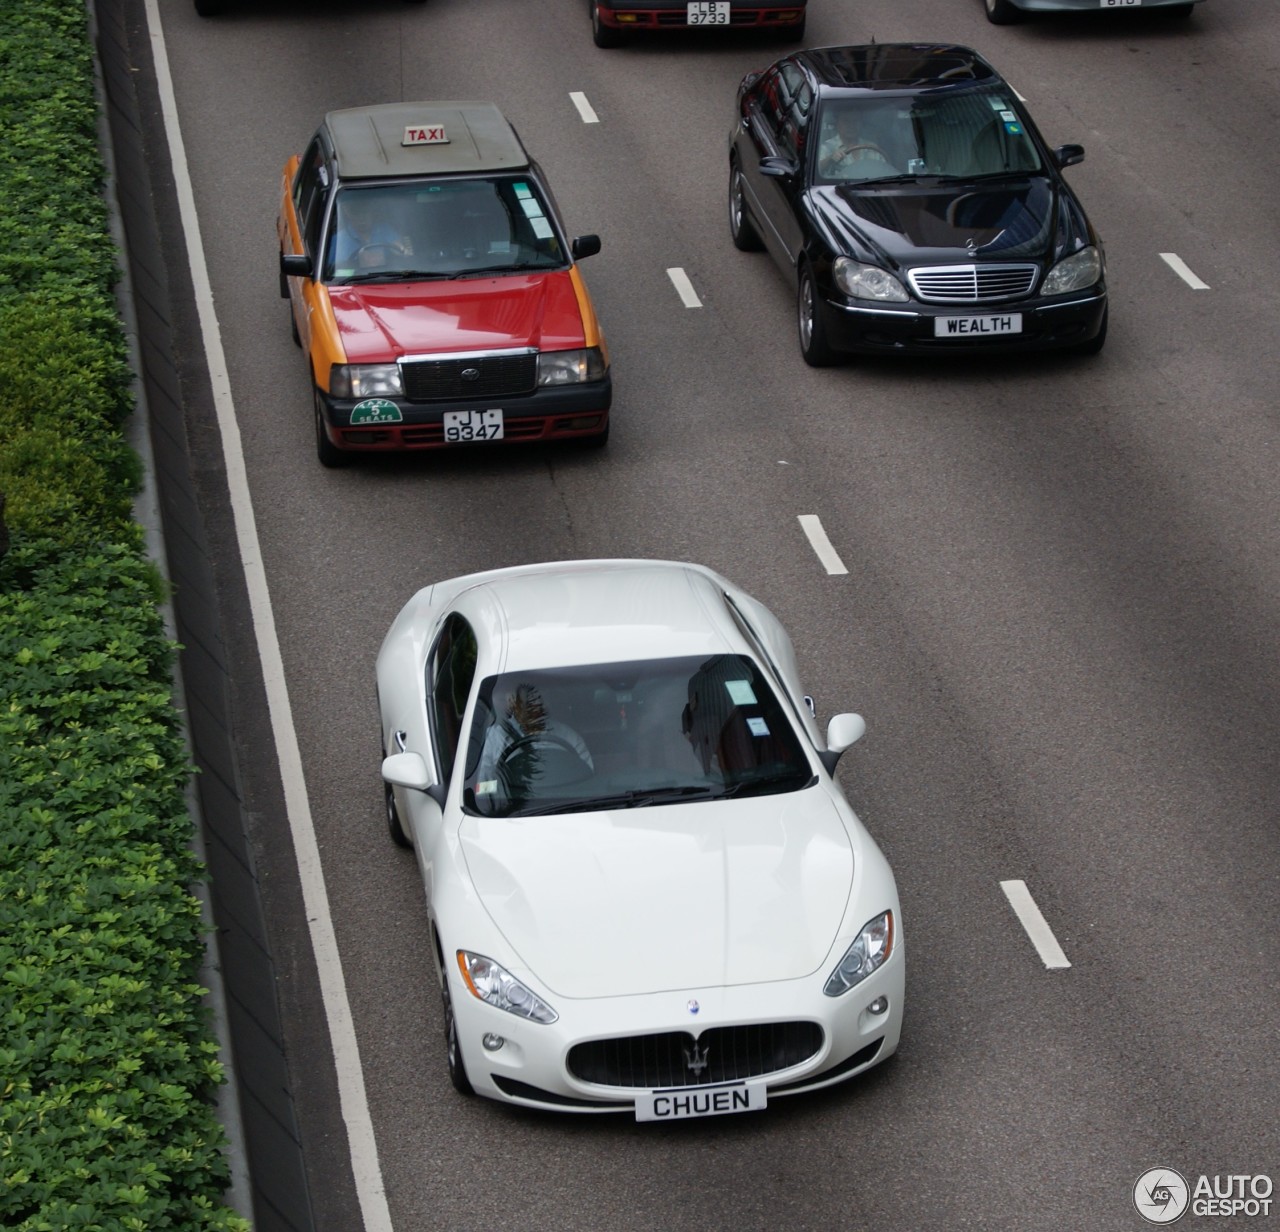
683 1040 710 1077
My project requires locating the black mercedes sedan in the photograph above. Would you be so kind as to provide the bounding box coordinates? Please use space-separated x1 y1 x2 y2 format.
728 44 1107 364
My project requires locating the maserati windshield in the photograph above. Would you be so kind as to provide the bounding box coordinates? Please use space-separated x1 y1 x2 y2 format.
462 654 813 818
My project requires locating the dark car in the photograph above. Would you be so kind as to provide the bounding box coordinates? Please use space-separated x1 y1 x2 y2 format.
590 0 806 48
984 0 1200 25
729 44 1107 364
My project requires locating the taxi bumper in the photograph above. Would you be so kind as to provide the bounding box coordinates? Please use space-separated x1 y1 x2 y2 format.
316 376 612 452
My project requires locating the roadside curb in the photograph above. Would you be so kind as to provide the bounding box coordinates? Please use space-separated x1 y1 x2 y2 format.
93 4 317 1228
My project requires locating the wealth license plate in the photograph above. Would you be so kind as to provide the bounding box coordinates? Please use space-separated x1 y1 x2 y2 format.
634 1081 767 1122
443 409 504 443
934 313 1023 338
687 1 730 24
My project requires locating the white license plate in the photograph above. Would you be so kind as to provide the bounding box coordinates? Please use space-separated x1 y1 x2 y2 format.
687 1 730 25
634 1081 767 1122
934 313 1023 338
443 409 504 443
1100 0 1141 6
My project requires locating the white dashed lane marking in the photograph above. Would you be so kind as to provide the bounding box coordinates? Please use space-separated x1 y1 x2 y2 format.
1000 880 1072 970
798 515 849 576
570 92 599 124
1160 253 1210 290
666 267 702 308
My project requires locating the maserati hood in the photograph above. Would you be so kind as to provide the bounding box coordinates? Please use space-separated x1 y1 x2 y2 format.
327 269 586 363
459 792 855 999
810 176 1069 270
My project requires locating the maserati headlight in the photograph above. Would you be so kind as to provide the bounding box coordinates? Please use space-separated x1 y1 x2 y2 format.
833 258 909 303
537 347 607 386
1040 245 1102 296
824 910 895 996
457 951 558 1024
328 363 403 398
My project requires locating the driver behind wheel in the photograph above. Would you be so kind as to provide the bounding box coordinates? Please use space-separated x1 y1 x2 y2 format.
330 190 407 269
474 683 594 798
818 105 901 181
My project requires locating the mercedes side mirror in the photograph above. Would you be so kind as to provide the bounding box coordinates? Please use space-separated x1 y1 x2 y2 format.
1054 144 1085 170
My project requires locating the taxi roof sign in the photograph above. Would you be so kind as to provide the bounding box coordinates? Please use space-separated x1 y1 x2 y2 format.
403 124 449 146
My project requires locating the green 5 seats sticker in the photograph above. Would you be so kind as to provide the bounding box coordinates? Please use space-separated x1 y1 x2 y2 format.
350 398 403 424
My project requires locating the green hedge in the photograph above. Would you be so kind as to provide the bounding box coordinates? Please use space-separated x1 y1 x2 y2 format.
0 0 250 1227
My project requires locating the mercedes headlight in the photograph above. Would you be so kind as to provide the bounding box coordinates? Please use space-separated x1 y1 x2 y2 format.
1040 245 1102 296
457 951 558 1024
833 258 909 303
329 363 403 398
824 911 895 996
537 347 607 386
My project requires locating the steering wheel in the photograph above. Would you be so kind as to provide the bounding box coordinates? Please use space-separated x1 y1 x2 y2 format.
497 731 587 767
352 242 402 265
835 143 891 164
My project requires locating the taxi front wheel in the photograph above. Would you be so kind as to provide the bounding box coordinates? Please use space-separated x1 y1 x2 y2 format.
590 1 625 47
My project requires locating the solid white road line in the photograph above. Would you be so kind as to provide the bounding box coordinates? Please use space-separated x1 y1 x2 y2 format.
1000 880 1072 970
569 91 599 124
144 4 392 1229
797 515 849 576
667 266 703 308
1160 253 1210 290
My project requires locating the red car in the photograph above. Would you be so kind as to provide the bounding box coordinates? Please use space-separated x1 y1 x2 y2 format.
279 102 611 466
589 0 806 48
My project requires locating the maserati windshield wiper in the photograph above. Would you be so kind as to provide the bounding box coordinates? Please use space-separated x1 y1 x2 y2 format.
509 785 721 817
718 772 816 799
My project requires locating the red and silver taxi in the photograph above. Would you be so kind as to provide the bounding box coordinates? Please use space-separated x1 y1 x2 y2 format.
278 102 611 466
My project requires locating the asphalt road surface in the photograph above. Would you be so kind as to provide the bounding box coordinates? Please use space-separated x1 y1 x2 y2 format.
124 0 1280 1228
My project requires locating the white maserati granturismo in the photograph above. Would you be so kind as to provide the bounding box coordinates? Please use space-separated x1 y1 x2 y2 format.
377 559 903 1119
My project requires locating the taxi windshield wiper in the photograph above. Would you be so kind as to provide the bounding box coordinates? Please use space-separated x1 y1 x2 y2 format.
340 269 451 284
450 262 553 279
509 785 721 816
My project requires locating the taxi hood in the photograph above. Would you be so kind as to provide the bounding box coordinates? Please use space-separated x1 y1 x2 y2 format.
459 792 855 999
327 270 586 362
810 175 1080 270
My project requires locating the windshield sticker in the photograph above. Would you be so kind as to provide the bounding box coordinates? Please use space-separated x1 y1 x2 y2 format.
1004 122 1023 135
513 182 532 199
350 398 403 424
746 717 770 738
520 197 545 219
724 679 758 706
530 217 554 240
1000 111 1017 122
475 780 497 796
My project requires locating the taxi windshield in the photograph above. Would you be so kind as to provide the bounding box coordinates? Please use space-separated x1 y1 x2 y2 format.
462 655 814 819
324 176 567 282
815 89 1042 184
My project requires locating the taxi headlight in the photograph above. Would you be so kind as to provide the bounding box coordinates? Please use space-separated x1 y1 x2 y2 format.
329 364 403 399
457 951 558 1024
1041 245 1103 296
824 910 895 996
833 258 909 303
537 348 606 386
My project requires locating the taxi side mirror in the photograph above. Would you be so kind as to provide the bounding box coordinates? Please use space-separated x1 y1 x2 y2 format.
1054 144 1085 170
572 234 602 260
280 252 313 278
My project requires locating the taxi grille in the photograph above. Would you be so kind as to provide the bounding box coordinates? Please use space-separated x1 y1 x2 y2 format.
567 1022 823 1089
908 264 1039 304
401 353 537 402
